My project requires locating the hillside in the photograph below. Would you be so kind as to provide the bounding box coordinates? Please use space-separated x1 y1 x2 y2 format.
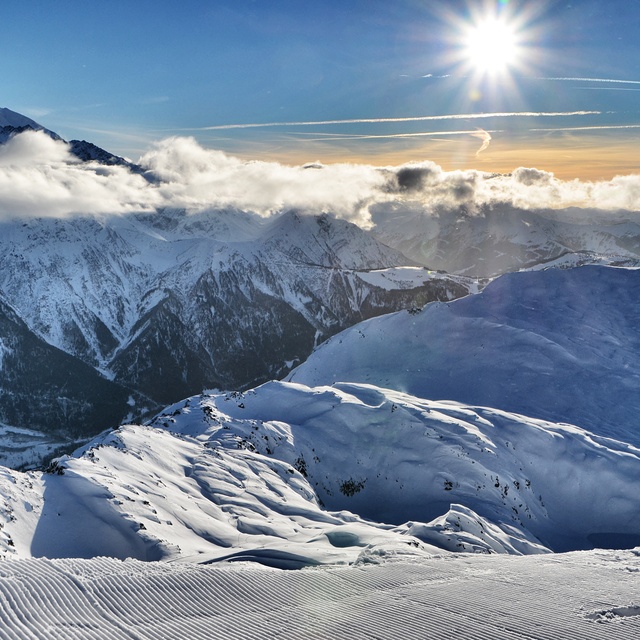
288 265 640 446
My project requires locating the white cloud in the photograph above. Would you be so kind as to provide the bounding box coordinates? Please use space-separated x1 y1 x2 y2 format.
0 131 159 218
0 130 71 166
140 136 388 224
0 130 639 225
187 110 600 131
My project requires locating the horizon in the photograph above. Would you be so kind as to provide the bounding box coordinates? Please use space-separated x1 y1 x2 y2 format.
3 0 640 181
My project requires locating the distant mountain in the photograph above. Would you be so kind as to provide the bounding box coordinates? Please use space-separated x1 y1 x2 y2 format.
0 206 476 440
68 139 146 174
288 265 640 447
0 107 143 172
371 203 640 276
0 109 479 442
0 107 61 143
4 105 637 455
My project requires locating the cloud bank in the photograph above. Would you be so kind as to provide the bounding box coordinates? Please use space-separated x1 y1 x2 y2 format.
0 130 639 225
0 131 160 218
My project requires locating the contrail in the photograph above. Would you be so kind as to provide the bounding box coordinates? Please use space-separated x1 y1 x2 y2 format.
282 129 500 142
190 111 599 131
539 77 640 85
471 128 492 156
530 124 640 132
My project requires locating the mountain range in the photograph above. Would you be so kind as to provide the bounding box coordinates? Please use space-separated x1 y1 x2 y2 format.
371 200 640 276
3 376 640 563
1 107 638 457
1 108 639 571
0 109 476 447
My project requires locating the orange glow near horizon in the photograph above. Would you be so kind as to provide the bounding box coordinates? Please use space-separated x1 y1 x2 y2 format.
223 132 640 182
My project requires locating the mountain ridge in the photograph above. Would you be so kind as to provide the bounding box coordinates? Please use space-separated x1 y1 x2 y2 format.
288 264 640 446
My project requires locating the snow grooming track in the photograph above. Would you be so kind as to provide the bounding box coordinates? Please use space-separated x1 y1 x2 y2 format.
0 550 639 639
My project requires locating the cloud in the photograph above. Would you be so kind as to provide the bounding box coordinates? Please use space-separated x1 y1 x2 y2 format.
540 77 640 85
391 162 441 192
471 129 491 156
0 131 160 218
0 130 71 166
0 130 639 227
380 162 640 217
140 136 387 225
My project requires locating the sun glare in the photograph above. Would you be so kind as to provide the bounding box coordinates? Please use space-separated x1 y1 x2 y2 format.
464 17 520 76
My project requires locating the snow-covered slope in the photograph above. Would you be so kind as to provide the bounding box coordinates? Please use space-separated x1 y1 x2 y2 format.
0 209 476 439
371 203 640 276
0 107 142 171
1 550 639 639
289 265 640 446
0 107 43 129
2 380 640 563
0 107 61 144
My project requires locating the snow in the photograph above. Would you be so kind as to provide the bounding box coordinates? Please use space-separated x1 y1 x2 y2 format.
288 265 640 446
355 265 478 294
0 107 42 129
0 550 639 638
2 379 640 566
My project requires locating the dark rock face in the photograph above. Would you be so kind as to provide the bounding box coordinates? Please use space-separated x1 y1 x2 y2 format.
68 140 147 175
0 297 152 438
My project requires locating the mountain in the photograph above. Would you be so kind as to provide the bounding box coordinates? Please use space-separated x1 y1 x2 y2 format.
0 207 476 440
0 106 61 143
68 139 146 173
0 110 480 441
0 106 143 171
371 202 640 276
0 294 151 440
2 380 640 563
0 107 46 129
288 265 640 446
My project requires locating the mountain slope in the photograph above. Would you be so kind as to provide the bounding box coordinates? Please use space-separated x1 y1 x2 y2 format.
0 107 142 171
0 295 151 439
371 203 640 276
0 107 61 143
0 209 476 416
288 265 640 446
0 107 45 129
3 380 640 563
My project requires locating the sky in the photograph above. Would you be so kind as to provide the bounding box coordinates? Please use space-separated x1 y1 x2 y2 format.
3 0 640 179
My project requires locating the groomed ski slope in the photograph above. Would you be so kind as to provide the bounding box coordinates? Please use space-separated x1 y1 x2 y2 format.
1 550 639 639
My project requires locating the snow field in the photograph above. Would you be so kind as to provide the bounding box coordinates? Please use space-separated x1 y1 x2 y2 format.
0 550 639 639
288 265 640 446
3 374 640 563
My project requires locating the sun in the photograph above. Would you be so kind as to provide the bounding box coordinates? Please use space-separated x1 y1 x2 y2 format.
463 17 520 76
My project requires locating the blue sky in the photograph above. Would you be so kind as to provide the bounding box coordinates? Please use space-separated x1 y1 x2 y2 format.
4 0 640 178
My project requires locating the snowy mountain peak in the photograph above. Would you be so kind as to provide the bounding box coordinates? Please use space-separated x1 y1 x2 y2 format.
0 107 43 129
